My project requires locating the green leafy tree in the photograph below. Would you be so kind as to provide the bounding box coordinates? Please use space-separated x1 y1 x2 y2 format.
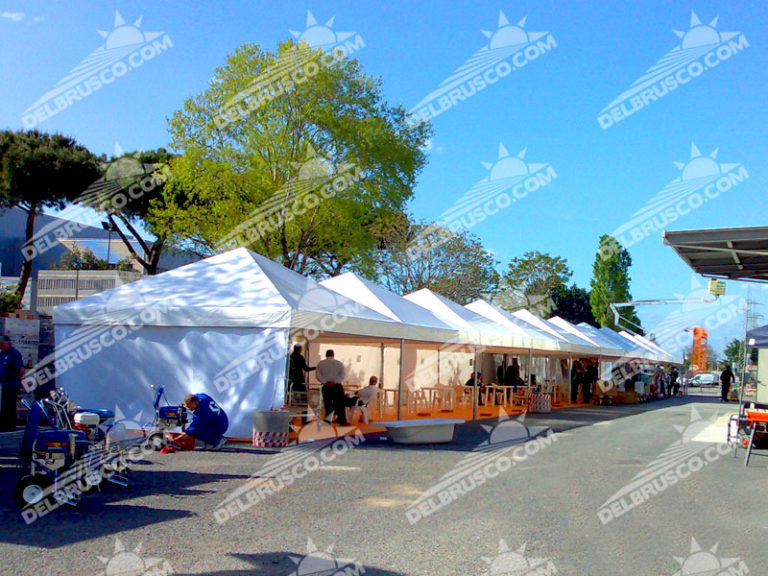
0 284 21 313
551 284 597 326
723 338 745 372
54 244 109 270
500 251 572 315
155 40 430 278
590 235 642 332
375 221 499 304
0 130 100 305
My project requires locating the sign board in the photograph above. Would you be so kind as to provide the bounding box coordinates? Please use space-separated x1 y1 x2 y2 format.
708 279 727 296
0 317 40 368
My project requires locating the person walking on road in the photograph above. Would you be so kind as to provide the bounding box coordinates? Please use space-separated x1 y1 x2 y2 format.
316 349 348 425
669 366 680 396
0 335 24 432
720 365 734 402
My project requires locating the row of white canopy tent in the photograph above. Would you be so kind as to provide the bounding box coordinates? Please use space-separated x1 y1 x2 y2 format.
53 248 680 438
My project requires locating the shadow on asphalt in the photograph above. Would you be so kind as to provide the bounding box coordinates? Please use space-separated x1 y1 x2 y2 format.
172 552 408 575
0 468 254 546
359 395 727 452
0 503 192 548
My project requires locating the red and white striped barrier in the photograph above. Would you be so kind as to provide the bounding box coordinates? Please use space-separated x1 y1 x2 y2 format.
528 393 552 413
252 430 289 448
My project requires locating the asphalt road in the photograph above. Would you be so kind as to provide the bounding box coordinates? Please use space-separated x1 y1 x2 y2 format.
0 395 764 576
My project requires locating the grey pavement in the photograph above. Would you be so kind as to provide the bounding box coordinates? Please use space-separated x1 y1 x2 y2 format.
0 395 763 576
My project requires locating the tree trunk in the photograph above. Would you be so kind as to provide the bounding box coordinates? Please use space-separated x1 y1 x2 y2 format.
15 205 37 308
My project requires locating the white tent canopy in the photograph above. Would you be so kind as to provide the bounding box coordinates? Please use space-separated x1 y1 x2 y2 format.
465 300 564 352
320 272 460 344
404 289 531 350
53 249 410 438
511 309 599 356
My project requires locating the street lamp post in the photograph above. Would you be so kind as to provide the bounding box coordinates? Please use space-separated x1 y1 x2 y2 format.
101 220 117 268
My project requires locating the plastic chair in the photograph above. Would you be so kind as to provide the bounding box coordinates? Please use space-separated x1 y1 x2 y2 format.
348 389 379 425
405 389 428 414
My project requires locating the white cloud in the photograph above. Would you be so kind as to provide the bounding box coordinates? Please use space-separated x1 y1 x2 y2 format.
33 16 44 23
422 137 445 154
1 12 24 22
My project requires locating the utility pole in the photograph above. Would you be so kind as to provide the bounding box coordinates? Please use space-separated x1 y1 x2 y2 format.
739 287 763 406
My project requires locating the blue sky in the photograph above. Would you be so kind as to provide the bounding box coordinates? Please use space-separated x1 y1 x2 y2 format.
2 0 767 355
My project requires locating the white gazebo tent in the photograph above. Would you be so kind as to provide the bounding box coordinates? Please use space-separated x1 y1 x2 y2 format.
403 289 539 416
318 272 466 417
52 248 418 438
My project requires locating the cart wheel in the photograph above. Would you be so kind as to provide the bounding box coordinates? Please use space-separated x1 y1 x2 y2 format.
15 475 52 508
144 432 166 451
742 436 750 448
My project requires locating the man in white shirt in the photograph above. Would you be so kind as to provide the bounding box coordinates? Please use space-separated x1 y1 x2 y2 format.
316 349 348 425
346 376 379 408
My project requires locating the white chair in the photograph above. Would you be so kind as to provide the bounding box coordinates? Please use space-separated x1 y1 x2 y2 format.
348 389 378 425
405 389 428 414
433 386 455 411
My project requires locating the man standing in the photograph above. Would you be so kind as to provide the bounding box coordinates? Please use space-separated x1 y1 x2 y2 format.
289 344 314 393
0 335 24 432
289 344 314 423
720 365 735 403
316 349 348 425
669 366 680 396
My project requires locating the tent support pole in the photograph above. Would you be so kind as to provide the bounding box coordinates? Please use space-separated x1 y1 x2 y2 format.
398 339 405 420
380 343 385 385
380 343 385 419
568 353 573 407
529 348 534 385
437 345 441 386
472 346 479 421
598 354 603 396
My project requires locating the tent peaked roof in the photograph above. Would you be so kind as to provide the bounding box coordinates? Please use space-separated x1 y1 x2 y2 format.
320 273 460 343
465 300 562 351
511 309 568 341
404 289 530 349
548 316 602 348
54 248 401 335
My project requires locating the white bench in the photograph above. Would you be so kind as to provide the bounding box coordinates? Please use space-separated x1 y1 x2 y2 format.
370 418 465 444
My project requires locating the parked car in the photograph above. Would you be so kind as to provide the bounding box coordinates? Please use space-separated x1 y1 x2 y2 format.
689 373 719 387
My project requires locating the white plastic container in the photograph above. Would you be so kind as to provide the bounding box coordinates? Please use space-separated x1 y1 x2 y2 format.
74 412 100 427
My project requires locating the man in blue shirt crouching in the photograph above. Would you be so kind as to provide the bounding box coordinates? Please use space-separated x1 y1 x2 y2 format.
176 393 229 450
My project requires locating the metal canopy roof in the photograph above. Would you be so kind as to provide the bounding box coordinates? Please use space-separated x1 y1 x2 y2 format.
663 227 768 283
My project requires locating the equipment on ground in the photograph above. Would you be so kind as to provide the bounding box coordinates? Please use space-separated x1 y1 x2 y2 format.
143 384 189 451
